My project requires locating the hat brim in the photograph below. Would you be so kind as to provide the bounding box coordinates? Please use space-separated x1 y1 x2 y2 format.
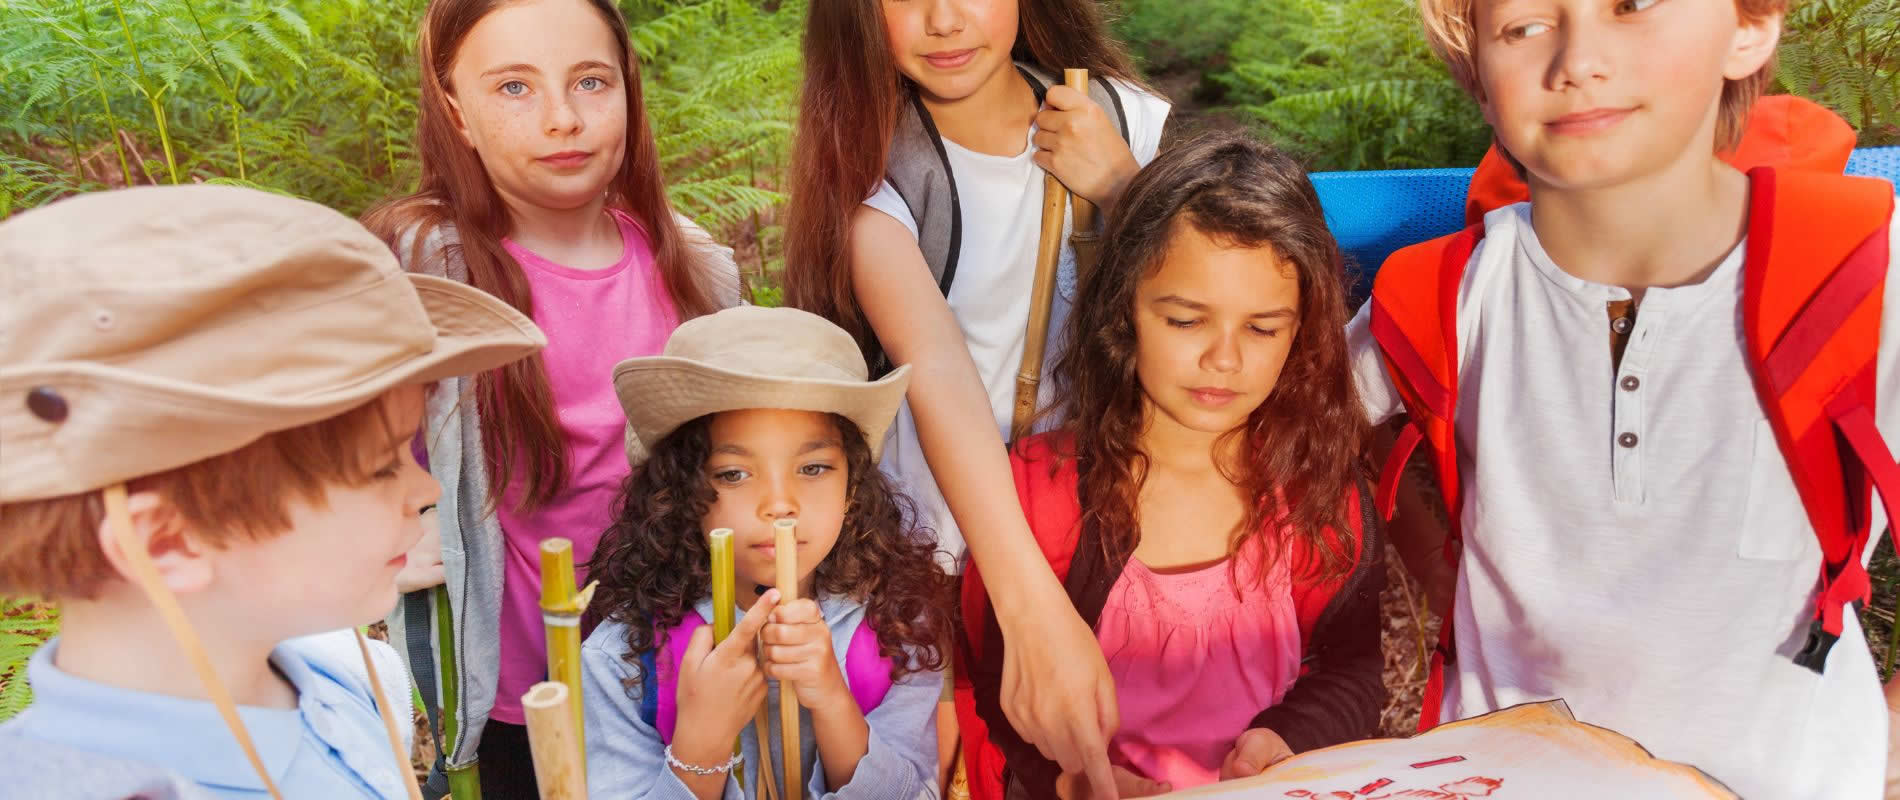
0 274 544 503
613 357 912 464
400 273 548 386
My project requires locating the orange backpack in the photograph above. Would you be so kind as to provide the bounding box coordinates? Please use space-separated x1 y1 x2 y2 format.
1370 167 1897 730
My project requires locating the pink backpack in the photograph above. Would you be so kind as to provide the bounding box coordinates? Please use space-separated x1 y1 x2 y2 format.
637 609 896 740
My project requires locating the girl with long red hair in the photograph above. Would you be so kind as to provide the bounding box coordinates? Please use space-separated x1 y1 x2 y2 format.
362 0 739 793
960 132 1386 799
783 0 1170 791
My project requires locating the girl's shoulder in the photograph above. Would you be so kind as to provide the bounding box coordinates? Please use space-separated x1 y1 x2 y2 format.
670 212 743 309
580 619 640 675
388 209 463 280
1098 76 1172 165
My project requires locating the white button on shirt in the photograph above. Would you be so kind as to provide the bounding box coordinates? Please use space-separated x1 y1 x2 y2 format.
1347 201 1900 799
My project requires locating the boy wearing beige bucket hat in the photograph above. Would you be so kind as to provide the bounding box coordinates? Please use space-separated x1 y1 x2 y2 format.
0 185 544 800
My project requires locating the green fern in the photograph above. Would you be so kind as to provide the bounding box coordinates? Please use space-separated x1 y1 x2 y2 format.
0 599 60 724
1212 0 1490 170
1776 0 1900 145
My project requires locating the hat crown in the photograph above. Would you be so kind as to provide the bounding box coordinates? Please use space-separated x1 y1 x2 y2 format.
663 306 870 384
0 185 436 398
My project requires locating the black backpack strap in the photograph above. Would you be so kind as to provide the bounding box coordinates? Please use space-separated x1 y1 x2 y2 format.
887 92 962 297
1092 74 1129 141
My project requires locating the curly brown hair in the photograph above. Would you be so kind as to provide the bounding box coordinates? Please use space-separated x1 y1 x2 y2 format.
1052 131 1371 582
586 412 954 686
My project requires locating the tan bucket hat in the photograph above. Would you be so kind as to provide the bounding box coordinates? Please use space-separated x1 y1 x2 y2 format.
614 305 910 462
0 184 548 504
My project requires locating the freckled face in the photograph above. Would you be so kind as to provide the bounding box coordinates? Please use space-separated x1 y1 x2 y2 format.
445 0 629 212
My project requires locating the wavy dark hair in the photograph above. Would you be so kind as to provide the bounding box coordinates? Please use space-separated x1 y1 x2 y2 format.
587 413 954 685
1053 131 1370 581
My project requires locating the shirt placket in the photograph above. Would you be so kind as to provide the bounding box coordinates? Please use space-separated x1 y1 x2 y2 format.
1609 298 1657 505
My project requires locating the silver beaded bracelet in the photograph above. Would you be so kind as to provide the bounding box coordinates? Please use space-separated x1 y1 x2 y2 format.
665 745 743 776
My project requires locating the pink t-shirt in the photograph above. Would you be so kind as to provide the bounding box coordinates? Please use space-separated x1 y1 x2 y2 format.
1096 537 1302 790
490 209 679 724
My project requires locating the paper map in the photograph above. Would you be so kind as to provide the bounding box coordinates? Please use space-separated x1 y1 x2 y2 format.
1156 701 1734 799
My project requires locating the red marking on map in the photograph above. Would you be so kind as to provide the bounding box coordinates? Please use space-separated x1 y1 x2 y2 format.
1286 776 1502 800
1408 756 1468 769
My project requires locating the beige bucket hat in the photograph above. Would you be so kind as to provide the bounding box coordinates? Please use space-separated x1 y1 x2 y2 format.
614 305 910 462
0 184 548 504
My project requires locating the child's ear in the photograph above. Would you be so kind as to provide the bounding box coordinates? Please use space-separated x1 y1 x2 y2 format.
444 92 478 150
93 490 215 595
1725 10 1783 80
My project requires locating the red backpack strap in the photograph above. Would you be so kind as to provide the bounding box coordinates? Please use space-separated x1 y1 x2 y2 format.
1368 224 1480 732
1369 225 1479 530
1742 166 1896 671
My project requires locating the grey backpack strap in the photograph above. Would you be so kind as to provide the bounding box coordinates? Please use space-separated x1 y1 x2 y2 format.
886 92 962 297
882 64 1131 307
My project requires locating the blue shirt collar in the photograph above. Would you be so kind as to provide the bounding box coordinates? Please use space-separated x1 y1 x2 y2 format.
21 637 324 791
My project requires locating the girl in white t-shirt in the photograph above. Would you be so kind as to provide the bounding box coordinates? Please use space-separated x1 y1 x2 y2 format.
781 0 1170 794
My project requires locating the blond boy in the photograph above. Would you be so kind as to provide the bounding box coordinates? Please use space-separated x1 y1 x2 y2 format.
1348 1 1900 796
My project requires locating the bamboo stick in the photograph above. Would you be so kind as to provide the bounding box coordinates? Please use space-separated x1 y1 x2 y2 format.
1013 68 1091 441
775 518 803 799
436 588 484 799
539 538 595 751
709 528 750 787
1067 75 1103 287
523 681 587 799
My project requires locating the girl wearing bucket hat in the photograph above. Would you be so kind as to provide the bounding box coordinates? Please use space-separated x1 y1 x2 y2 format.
580 306 954 800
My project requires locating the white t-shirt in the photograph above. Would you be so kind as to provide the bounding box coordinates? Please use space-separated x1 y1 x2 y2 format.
863 78 1170 568
1347 201 1900 799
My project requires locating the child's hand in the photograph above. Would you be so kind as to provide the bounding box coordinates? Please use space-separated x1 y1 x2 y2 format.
1033 84 1141 210
1055 766 1171 799
1220 728 1294 780
761 598 852 714
394 506 445 593
671 590 780 766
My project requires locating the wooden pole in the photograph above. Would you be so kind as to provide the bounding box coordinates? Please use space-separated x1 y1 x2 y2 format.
355 629 426 800
1013 68 1091 441
774 518 803 799
1067 78 1103 287
522 681 587 800
539 539 595 752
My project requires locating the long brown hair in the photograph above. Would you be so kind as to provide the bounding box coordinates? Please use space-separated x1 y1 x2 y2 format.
783 0 1145 356
1055 131 1370 581
587 413 955 683
362 0 720 511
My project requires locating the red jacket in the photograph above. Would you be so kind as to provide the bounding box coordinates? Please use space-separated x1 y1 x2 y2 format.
955 433 1386 799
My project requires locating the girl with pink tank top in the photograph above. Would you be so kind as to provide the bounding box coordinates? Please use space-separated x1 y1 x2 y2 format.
957 132 1386 798
360 0 740 794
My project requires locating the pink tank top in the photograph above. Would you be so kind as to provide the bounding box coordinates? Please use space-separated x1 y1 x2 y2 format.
489 210 679 724
1096 536 1303 790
